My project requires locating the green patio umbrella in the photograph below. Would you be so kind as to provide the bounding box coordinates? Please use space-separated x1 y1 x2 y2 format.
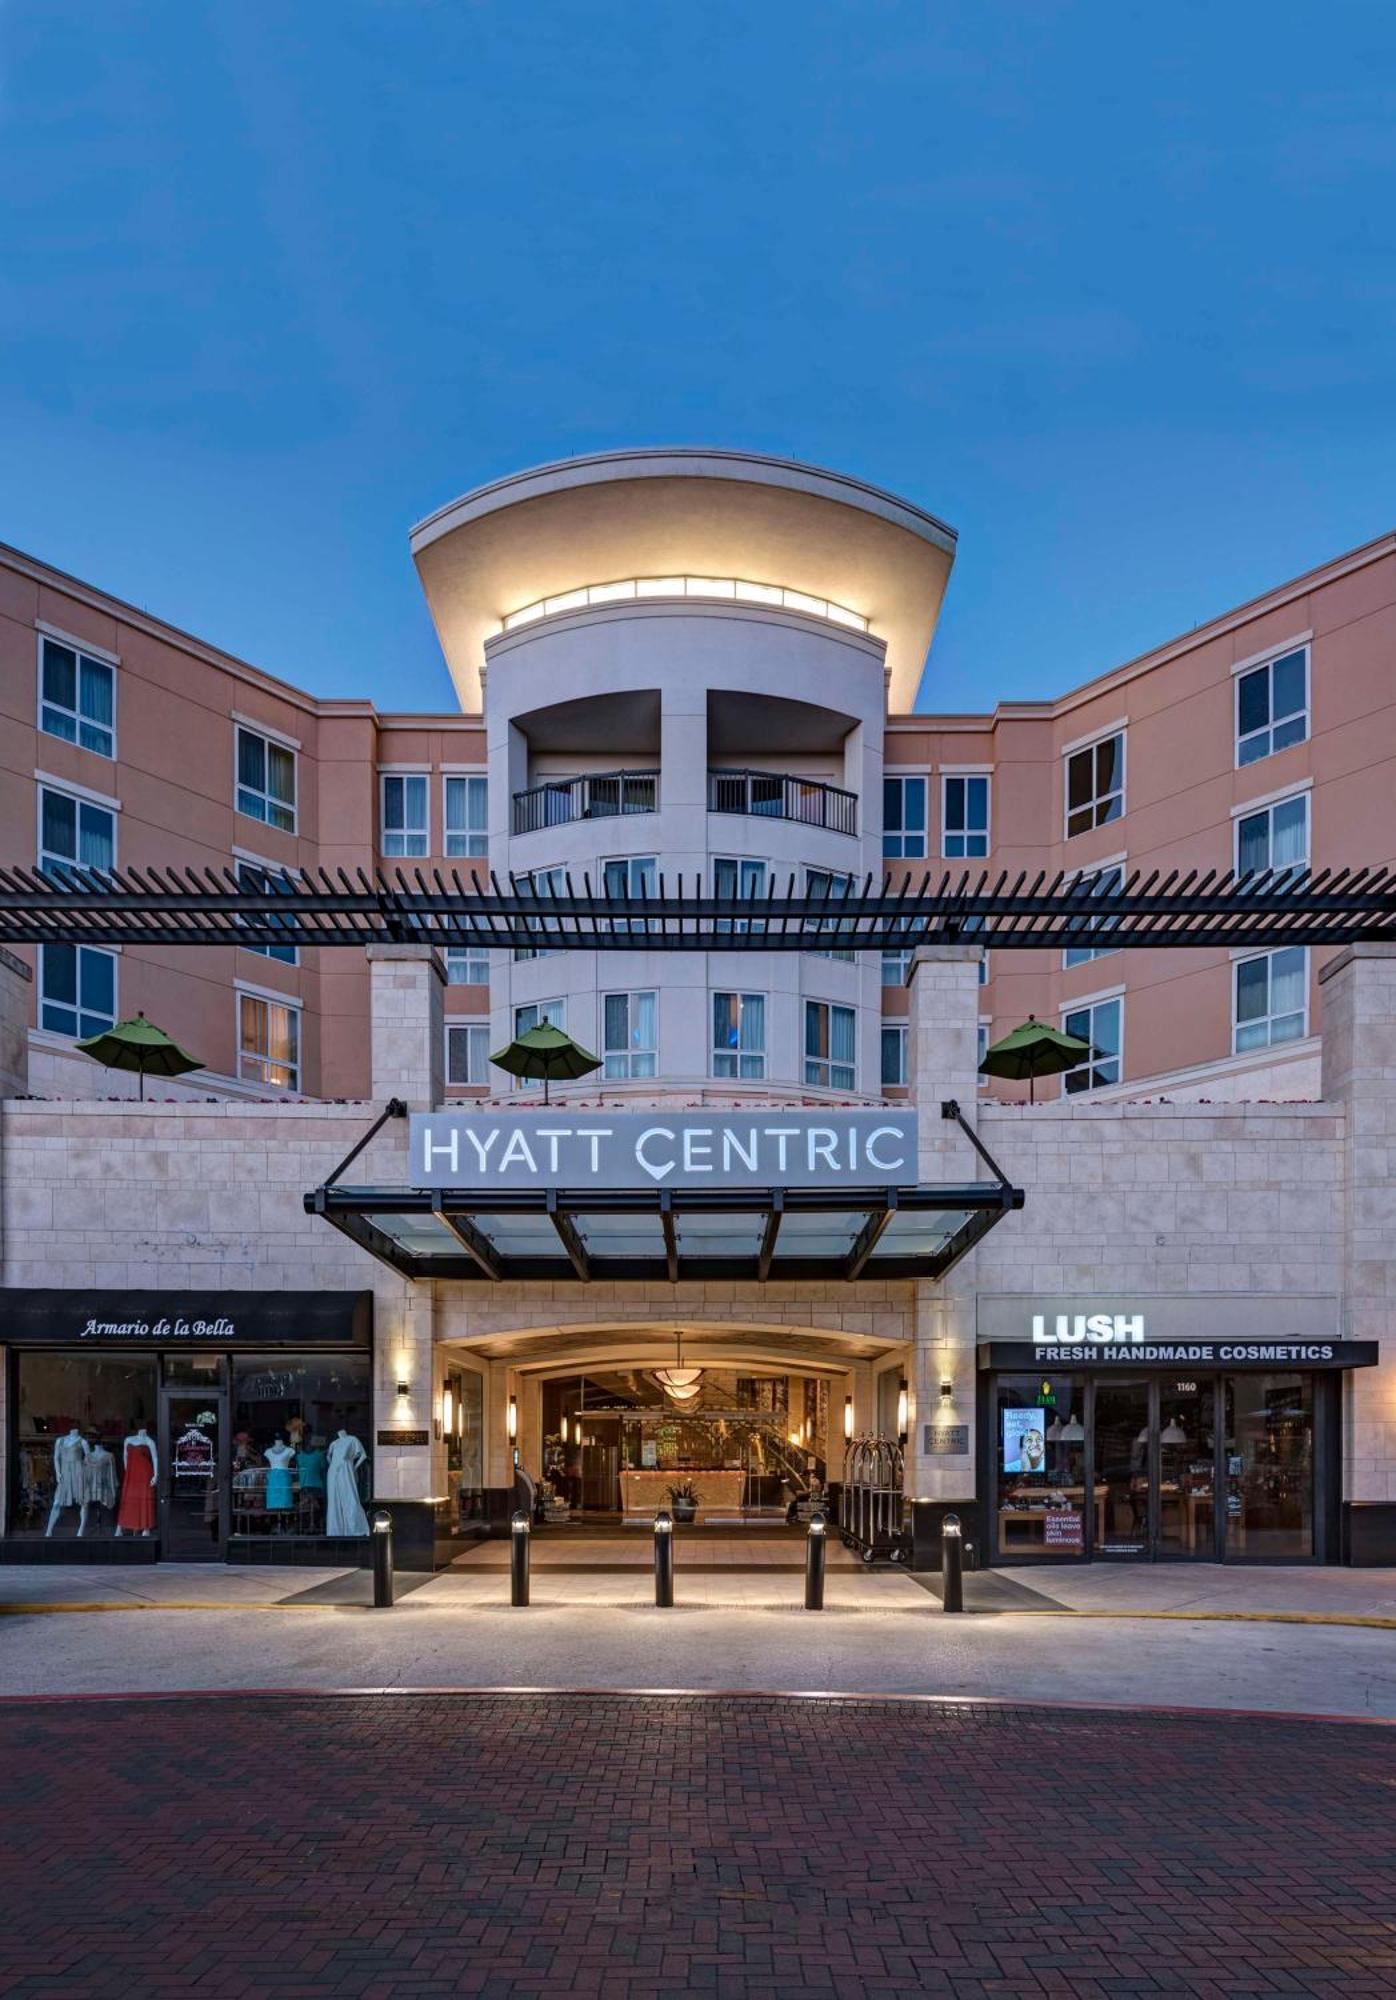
978 1014 1093 1104
489 1022 601 1104
76 1011 203 1100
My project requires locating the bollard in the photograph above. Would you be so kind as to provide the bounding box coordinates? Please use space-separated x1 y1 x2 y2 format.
510 1509 531 1606
804 1511 827 1610
371 1510 394 1608
653 1508 674 1607
941 1512 964 1614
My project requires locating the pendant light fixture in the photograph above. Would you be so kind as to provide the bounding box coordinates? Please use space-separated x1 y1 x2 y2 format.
654 1331 703 1403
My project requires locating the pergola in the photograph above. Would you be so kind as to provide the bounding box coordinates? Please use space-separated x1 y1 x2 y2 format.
2 862 1394 952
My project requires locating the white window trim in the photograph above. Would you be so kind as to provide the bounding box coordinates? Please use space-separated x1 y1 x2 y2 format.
442 772 489 856
514 998 566 1031
1230 630 1312 677
880 1018 909 1089
1058 980 1126 1014
234 722 299 834
234 976 303 1008
231 709 301 751
36 620 121 667
37 940 119 1039
34 769 122 813
1059 991 1125 1093
1234 646 1309 771
938 762 992 775
1062 727 1127 840
804 997 858 1093
1062 852 1127 969
36 632 119 759
380 770 430 856
710 989 769 1079
602 988 660 1078
443 1017 491 1089
1060 715 1129 759
882 770 931 859
1229 775 1314 819
444 946 491 985
234 854 300 966
1231 945 1309 1053
36 781 119 873
439 762 489 774
940 770 992 859
1232 788 1310 876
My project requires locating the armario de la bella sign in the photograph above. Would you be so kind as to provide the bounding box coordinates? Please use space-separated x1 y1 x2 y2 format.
409 1110 917 1190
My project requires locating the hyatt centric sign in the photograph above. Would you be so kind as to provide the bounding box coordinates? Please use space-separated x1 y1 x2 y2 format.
410 1110 917 1190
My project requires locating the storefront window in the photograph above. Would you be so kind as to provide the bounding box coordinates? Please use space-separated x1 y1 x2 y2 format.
229 1354 371 1539
10 1354 157 1540
1224 1374 1313 1559
1158 1380 1216 1557
996 1374 1087 1558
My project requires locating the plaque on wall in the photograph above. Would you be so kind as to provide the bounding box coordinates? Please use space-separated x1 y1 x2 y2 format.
376 1428 430 1447
923 1423 969 1454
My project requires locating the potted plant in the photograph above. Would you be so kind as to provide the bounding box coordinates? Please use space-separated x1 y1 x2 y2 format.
538 1478 570 1523
667 1479 700 1523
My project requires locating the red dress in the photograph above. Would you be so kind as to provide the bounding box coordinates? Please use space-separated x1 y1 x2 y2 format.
117 1442 157 1533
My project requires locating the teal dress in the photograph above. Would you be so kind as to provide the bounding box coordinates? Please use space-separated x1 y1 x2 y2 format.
297 1448 326 1493
265 1447 295 1510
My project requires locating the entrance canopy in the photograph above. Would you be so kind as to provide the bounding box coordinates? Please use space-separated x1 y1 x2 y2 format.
307 1180 1021 1284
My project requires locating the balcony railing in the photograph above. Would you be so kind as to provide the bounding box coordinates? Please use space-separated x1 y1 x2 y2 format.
707 768 858 836
512 769 659 836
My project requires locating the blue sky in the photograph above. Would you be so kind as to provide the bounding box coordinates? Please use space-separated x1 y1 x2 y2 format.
2 1 1393 714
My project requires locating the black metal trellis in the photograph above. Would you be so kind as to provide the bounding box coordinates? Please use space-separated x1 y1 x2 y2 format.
2 861 1395 952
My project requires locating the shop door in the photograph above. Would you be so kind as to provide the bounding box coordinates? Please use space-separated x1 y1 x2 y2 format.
1092 1379 1220 1561
160 1389 226 1560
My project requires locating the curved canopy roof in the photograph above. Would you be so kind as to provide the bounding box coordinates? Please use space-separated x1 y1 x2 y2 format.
409 448 957 713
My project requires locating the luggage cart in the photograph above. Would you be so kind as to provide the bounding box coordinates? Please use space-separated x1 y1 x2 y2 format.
839 1436 909 1565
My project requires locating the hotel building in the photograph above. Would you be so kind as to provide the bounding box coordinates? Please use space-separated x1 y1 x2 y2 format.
1 450 1394 1569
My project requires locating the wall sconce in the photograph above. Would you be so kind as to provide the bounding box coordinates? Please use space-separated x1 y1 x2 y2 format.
560 1414 569 1445
396 1375 410 1399
939 1377 954 1403
443 1385 454 1435
897 1378 909 1444
507 1394 518 1443
843 1394 854 1441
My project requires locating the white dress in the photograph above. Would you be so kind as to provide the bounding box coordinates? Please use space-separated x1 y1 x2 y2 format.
51 1433 89 1509
326 1433 369 1536
82 1445 117 1509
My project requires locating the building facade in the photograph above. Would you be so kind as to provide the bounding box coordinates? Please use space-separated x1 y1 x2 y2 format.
1 450 1394 1568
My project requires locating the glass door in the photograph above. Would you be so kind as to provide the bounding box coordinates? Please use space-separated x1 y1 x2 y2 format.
1157 1378 1219 1559
1092 1380 1151 1557
159 1387 226 1560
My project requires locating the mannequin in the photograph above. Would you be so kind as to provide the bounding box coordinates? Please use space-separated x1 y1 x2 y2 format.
115 1426 158 1537
46 1427 90 1538
296 1434 327 1529
264 1434 296 1518
326 1428 369 1536
80 1436 118 1536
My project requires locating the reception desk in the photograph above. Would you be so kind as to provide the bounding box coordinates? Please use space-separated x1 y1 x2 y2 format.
620 1469 745 1521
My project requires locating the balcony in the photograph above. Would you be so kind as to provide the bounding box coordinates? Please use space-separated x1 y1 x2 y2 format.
512 769 659 836
707 769 858 836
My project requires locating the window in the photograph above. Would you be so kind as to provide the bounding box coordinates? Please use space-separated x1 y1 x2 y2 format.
39 636 114 757
603 991 658 1078
1234 947 1307 1053
882 947 912 986
602 856 657 936
1236 792 1309 879
979 952 989 986
1237 649 1307 768
514 999 565 1036
446 1022 491 1087
39 944 116 1039
1063 863 1124 968
39 786 115 878
714 856 768 934
712 992 766 1079
943 775 990 859
883 776 927 858
445 947 490 986
806 867 855 960
978 1021 990 1068
514 866 565 960
444 775 488 858
236 726 296 833
236 861 298 965
805 1000 856 1091
880 1021 908 1088
1062 996 1122 1094
1065 732 1124 838
381 774 428 858
238 993 300 1091
7 1353 155 1538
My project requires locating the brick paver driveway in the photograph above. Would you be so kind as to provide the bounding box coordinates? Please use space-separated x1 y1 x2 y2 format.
1 1693 1393 1997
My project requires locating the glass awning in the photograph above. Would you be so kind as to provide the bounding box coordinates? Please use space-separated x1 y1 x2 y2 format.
305 1180 1022 1285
